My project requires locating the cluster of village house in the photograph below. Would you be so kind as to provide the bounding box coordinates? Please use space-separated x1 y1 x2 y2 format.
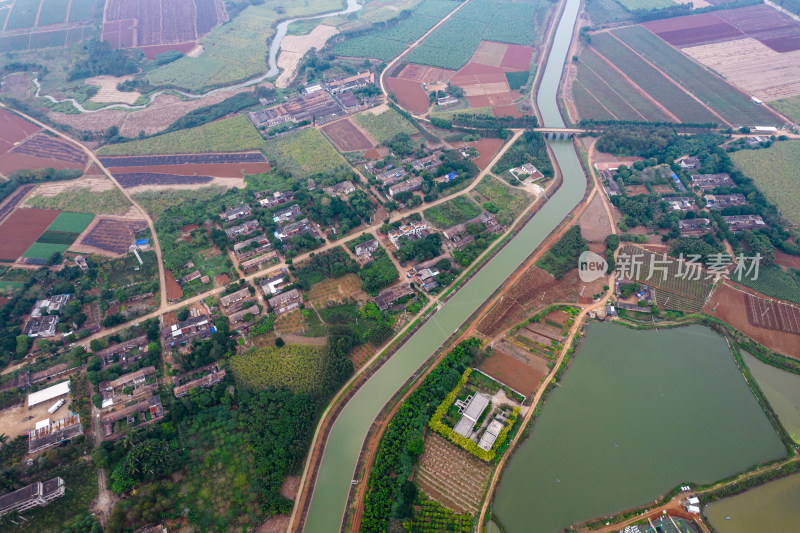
599 157 767 239
248 71 375 129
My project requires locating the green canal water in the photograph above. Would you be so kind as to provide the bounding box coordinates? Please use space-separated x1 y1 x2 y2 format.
741 350 800 443
705 472 800 533
493 323 786 533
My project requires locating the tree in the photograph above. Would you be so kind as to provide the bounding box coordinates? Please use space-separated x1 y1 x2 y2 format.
275 337 285 347
177 308 190 322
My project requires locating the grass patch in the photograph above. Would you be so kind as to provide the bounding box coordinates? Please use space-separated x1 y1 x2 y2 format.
474 175 531 225
132 186 227 217
353 107 417 144
96 115 264 155
37 230 80 245
27 188 131 215
47 211 94 233
0 280 24 291
423 195 482 229
230 344 327 394
22 242 69 259
505 70 529 91
263 127 347 177
730 141 800 227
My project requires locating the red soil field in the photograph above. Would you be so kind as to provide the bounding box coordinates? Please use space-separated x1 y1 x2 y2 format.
775 251 800 270
499 44 535 71
478 350 544 397
396 63 454 83
103 0 222 52
704 282 800 358
106 162 269 178
0 208 60 261
745 292 800 334
321 119 374 151
466 138 504 170
140 42 198 60
386 77 429 115
0 184 36 223
165 271 184 301
493 103 524 118
0 109 39 152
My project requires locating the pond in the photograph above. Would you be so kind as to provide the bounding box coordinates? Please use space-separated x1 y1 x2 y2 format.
741 349 800 443
492 323 785 533
705 472 800 533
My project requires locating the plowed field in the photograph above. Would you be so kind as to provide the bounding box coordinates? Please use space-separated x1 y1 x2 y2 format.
321 119 374 152
478 349 544 397
80 218 147 254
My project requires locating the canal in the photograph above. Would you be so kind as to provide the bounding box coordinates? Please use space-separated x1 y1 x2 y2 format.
302 0 586 529
492 324 786 533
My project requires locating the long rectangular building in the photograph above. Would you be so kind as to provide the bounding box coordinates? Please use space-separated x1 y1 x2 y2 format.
0 478 64 516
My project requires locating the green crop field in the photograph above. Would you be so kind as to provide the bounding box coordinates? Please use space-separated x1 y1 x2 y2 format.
736 264 800 305
96 115 264 155
574 47 671 122
474 176 531 225
6 0 40 30
771 94 800 123
333 0 456 62
263 127 347 177
67 0 96 22
22 242 69 259
615 0 675 10
505 71 529 91
28 188 131 215
589 32 719 124
585 0 631 24
37 0 69 26
572 81 615 121
37 230 80 245
146 0 342 91
423 195 482 229
406 0 543 70
353 107 417 143
612 26 780 126
730 141 800 227
47 211 94 233
230 344 327 394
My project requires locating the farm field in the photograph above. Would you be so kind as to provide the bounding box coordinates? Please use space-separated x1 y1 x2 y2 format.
615 0 676 9
113 173 214 188
78 218 148 255
588 32 720 124
463 137 505 170
477 349 545 397
406 0 543 70
572 46 672 122
145 0 342 91
0 208 60 261
353 107 417 143
618 244 715 312
704 282 800 358
771 94 800 122
477 266 582 337
262 127 347 177
22 241 69 259
101 151 271 178
415 432 492 515
473 175 531 225
0 0 95 51
321 118 375 152
612 25 782 125
423 195 483 229
47 211 94 233
230 344 327 394
27 187 132 215
730 141 800 227
0 184 35 222
0 130 88 175
102 0 223 57
332 0 458 62
385 76 431 115
95 116 265 156
735 264 800 306
745 292 800 333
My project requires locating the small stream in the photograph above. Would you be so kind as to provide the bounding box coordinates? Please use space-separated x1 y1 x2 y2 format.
31 0 362 113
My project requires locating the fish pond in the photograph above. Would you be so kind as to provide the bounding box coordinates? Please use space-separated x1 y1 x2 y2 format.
493 323 785 532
